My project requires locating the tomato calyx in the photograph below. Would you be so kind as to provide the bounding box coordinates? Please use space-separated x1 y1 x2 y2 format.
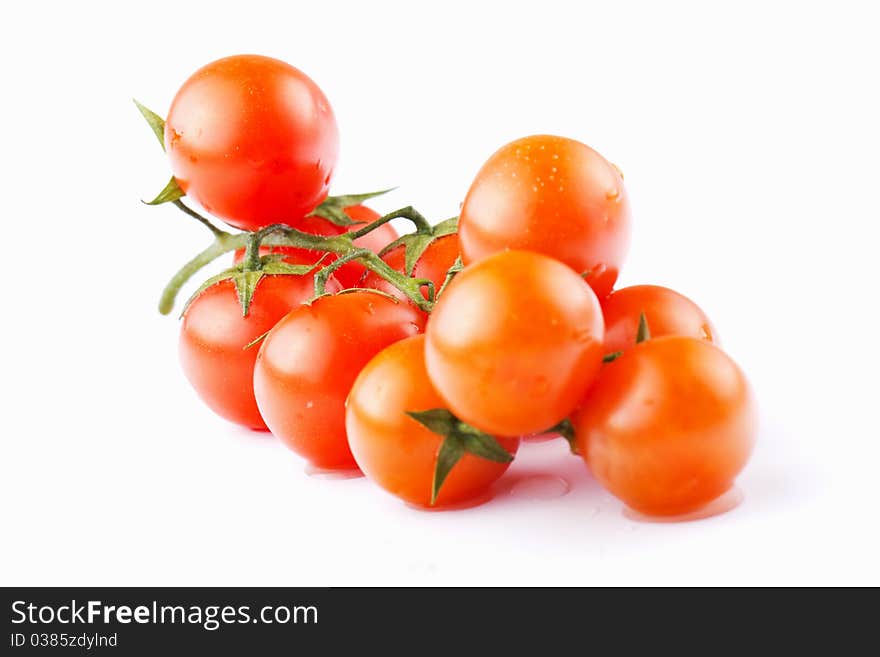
379 216 458 277
309 189 396 227
182 253 320 318
407 408 514 505
134 100 185 205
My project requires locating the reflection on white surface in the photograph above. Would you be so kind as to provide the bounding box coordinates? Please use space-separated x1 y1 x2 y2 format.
623 486 744 524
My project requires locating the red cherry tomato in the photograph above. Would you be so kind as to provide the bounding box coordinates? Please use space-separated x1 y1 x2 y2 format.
425 250 604 436
602 285 717 355
572 337 757 516
458 134 630 298
180 274 340 430
253 291 425 469
232 205 397 288
165 54 339 231
346 335 520 507
361 234 460 304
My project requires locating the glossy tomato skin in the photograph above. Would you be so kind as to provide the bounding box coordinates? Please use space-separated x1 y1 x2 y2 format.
165 55 339 231
602 285 717 354
254 291 425 469
425 250 604 436
179 274 340 430
459 134 630 298
361 234 460 304
347 335 520 507
232 205 397 288
572 337 757 516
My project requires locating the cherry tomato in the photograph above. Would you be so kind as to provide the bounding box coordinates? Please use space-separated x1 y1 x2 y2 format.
165 54 339 231
232 205 397 287
254 291 425 469
458 134 630 298
180 274 340 430
347 335 520 507
572 337 757 516
425 250 604 436
602 285 717 355
361 234 460 303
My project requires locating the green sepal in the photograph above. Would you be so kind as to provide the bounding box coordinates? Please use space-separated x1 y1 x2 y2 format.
181 255 317 318
244 330 271 351
232 270 264 317
432 435 466 505
547 418 578 455
636 312 651 344
602 350 623 363
407 408 456 436
437 256 464 298
133 99 166 151
309 188 396 226
407 408 514 505
379 216 459 276
144 176 185 205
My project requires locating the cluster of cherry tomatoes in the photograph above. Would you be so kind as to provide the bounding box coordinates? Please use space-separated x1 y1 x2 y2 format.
141 54 757 518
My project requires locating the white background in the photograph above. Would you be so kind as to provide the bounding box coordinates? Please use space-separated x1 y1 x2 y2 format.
2 1 878 586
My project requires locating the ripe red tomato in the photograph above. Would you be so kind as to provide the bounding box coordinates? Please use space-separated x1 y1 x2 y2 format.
346 335 520 507
361 234 460 303
602 284 717 355
179 274 340 430
232 205 397 288
425 250 604 436
254 291 425 469
572 337 757 516
458 134 630 298
165 54 339 231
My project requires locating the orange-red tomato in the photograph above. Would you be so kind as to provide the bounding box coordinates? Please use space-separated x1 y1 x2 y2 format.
179 274 339 430
347 335 520 507
572 337 757 516
165 55 339 231
458 134 630 298
425 250 604 436
361 234 460 304
602 285 717 354
232 205 398 288
253 291 425 469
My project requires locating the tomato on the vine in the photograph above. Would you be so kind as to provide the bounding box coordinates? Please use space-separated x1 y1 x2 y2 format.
458 134 630 298
572 336 756 516
232 205 398 287
602 284 717 355
425 250 604 436
165 54 339 231
347 335 520 507
179 274 340 430
254 291 425 469
361 234 460 303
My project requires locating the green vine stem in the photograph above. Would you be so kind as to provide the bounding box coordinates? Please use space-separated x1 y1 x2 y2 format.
158 209 438 315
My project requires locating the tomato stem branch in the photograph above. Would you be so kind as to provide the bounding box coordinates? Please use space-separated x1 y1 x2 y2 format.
313 248 370 297
158 208 439 315
348 206 431 239
173 200 226 238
